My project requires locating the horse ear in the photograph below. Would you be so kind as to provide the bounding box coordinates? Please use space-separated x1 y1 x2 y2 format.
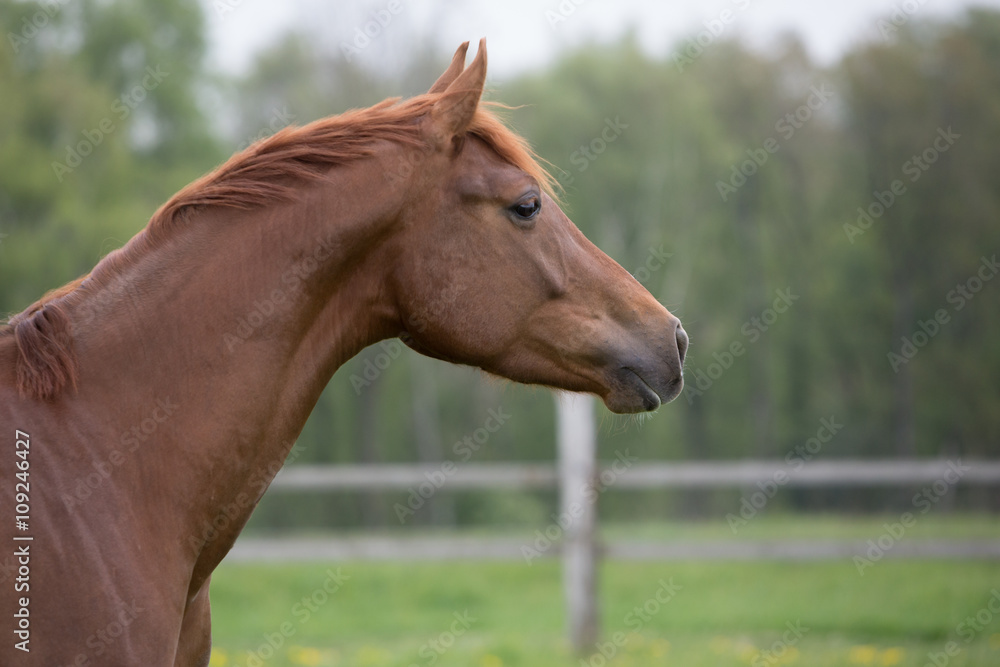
428 38 487 150
428 41 470 94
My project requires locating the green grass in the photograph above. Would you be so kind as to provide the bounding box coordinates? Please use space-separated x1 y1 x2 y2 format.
209 516 1000 667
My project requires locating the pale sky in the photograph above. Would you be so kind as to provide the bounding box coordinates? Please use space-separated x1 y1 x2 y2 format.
203 0 1000 79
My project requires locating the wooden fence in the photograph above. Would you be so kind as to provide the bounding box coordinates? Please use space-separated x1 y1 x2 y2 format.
268 458 1000 491
241 395 1000 653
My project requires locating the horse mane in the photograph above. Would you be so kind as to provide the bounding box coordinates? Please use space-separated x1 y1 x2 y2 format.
1 91 556 401
5 280 82 400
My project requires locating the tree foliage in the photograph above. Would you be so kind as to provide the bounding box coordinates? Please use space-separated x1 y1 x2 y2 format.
3 3 998 527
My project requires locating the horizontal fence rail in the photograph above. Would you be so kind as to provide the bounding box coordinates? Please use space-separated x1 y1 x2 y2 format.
269 459 1000 491
241 459 1000 566
228 537 1000 563
270 463 558 490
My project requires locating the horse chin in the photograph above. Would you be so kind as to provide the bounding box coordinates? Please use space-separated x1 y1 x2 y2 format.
602 367 684 414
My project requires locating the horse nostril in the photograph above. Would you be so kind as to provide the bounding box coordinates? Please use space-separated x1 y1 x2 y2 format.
675 325 688 364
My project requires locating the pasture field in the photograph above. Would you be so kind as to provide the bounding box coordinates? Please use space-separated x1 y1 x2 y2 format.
209 515 1000 667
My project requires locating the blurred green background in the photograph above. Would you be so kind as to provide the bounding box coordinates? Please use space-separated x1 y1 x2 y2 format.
2 0 999 665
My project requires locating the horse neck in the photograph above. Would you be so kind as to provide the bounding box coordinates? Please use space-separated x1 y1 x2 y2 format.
70 157 402 505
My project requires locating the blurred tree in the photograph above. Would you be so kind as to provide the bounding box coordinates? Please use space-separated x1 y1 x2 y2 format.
0 0 220 316
4 2 1000 530
843 13 1000 457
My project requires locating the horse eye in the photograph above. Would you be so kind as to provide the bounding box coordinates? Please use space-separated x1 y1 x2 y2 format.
512 197 541 221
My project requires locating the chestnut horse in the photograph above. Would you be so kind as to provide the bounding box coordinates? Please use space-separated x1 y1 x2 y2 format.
0 40 686 665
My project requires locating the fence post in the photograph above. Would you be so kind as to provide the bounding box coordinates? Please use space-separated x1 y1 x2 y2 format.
556 392 599 654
